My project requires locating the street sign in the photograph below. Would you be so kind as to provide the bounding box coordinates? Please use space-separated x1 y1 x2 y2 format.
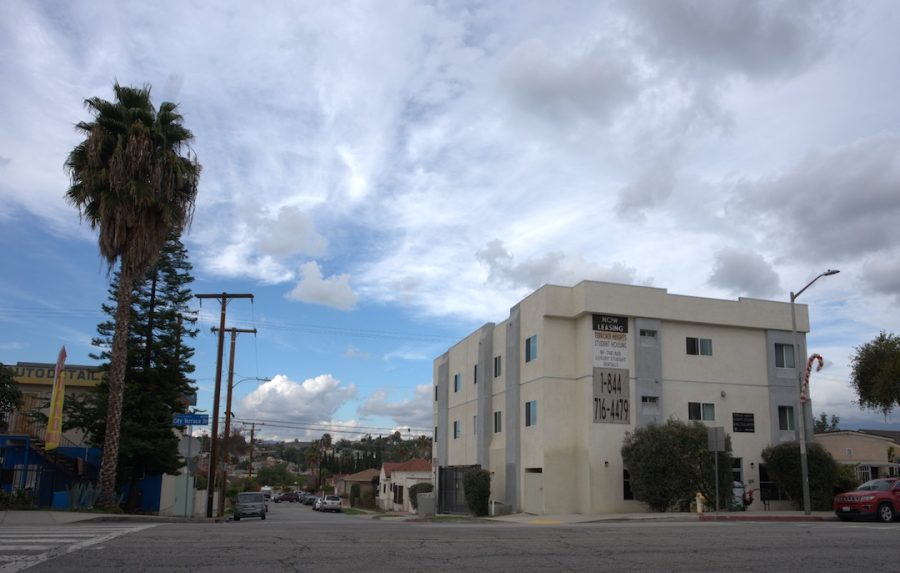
173 413 209 426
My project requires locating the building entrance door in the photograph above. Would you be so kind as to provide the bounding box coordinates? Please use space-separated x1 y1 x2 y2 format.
524 468 543 514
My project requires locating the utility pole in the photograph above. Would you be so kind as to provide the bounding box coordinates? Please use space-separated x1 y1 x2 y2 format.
214 326 257 518
195 293 253 518
248 423 256 480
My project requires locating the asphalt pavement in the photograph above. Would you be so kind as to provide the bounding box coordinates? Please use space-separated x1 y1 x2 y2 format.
0 508 838 526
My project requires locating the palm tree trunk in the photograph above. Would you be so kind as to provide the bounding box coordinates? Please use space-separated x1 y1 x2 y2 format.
95 269 134 509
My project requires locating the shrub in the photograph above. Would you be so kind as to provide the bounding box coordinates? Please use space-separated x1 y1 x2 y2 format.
761 441 840 510
621 419 733 512
463 469 490 516
408 482 434 510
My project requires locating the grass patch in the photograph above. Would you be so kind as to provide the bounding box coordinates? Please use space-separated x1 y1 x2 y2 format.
340 508 367 515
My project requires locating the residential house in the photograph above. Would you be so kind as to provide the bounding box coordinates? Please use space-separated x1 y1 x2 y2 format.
336 468 379 507
377 459 432 513
816 429 900 482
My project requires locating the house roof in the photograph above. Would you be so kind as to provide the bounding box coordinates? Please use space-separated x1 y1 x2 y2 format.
383 459 431 477
859 429 900 443
342 468 380 482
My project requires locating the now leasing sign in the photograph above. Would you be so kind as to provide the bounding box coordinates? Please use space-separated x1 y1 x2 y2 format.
592 314 628 369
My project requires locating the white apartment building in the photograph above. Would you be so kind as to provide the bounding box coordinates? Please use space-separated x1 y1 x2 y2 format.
432 281 812 515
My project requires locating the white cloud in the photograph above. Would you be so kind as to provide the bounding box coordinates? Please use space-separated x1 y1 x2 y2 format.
357 384 433 429
285 261 358 310
257 206 327 258
708 248 781 298
239 374 356 424
344 345 370 359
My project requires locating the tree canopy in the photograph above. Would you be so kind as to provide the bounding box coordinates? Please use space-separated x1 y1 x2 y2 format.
813 412 841 433
0 363 24 425
64 234 198 510
850 331 900 415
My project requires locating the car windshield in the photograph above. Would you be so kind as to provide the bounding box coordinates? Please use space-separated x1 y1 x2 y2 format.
856 479 893 491
326 496 340 501
238 493 264 502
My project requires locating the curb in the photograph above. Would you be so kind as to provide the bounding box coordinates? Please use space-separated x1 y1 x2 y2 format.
698 514 832 522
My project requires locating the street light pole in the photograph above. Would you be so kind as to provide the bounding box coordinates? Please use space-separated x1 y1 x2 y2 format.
790 269 839 515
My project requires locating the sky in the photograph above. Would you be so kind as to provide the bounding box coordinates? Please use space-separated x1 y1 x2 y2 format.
1 0 898 441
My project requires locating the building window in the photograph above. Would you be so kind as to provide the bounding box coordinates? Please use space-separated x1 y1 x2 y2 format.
473 415 477 434
640 329 658 347
494 355 502 378
775 343 795 368
453 373 461 392
686 337 712 356
525 400 538 427
731 458 743 484
393 484 404 504
856 465 872 483
623 469 634 500
434 426 437 440
434 385 438 401
453 420 460 439
525 335 538 363
688 402 715 421
641 396 659 414
474 364 478 384
493 411 502 433
778 406 795 431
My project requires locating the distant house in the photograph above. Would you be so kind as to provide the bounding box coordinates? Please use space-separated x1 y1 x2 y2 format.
336 468 380 506
377 459 432 513
816 429 900 482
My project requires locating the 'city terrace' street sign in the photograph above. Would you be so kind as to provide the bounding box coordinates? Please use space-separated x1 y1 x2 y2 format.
172 413 209 426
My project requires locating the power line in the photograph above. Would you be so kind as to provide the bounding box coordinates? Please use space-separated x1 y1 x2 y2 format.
0 305 455 343
231 415 432 435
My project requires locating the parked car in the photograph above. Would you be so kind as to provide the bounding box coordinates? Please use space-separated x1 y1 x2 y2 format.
302 495 317 506
321 495 342 512
234 491 267 521
833 478 900 522
313 497 324 511
275 492 300 503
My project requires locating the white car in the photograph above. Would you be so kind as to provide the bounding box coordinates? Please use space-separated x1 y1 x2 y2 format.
321 495 342 512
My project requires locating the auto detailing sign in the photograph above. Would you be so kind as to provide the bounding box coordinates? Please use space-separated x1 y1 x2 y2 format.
10 362 104 388
592 314 628 369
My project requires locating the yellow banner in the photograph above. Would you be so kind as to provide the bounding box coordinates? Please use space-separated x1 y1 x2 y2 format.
45 346 67 451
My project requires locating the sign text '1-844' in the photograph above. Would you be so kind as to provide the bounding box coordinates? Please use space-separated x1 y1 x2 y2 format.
592 368 630 424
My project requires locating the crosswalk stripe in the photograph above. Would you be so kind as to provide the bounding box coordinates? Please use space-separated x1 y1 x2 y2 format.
0 524 158 573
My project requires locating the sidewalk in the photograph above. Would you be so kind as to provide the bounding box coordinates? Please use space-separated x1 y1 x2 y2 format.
0 510 216 526
488 510 837 525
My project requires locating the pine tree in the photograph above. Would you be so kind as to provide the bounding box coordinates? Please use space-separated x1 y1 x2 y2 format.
66 233 199 510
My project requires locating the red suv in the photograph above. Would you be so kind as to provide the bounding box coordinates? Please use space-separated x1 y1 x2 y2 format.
833 478 900 522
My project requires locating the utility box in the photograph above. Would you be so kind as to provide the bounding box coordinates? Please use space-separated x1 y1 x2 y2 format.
417 493 436 516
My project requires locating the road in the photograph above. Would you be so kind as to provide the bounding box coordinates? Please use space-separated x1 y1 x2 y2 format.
8 502 900 572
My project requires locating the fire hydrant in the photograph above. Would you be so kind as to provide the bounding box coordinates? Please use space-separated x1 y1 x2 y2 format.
695 492 706 515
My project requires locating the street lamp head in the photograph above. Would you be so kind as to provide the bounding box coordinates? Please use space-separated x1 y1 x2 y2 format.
824 269 840 276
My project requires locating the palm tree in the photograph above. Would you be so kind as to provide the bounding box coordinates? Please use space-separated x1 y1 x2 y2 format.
65 83 200 508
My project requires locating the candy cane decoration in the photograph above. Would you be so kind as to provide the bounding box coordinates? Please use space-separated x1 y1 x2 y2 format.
800 353 824 404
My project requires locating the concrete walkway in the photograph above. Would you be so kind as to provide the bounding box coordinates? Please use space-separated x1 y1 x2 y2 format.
488 510 837 525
